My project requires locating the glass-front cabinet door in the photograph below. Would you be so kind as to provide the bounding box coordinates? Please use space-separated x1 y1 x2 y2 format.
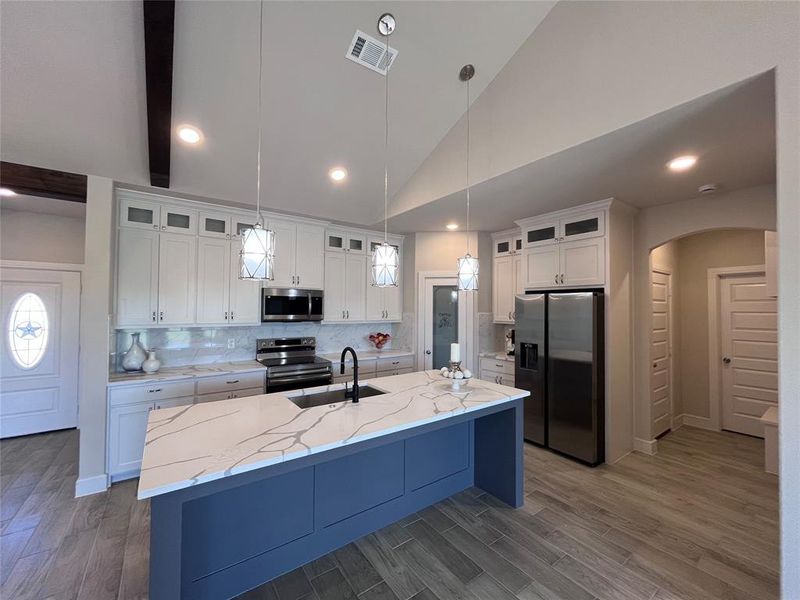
160 206 197 235
559 210 605 242
523 220 558 248
199 212 231 239
119 198 161 230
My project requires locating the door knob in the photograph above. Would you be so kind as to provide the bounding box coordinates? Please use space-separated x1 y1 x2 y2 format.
425 350 432 355
723 357 731 364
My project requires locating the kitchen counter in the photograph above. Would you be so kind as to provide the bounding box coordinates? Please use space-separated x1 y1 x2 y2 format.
319 349 414 362
143 369 526 599
480 351 514 362
138 369 523 499
108 360 266 387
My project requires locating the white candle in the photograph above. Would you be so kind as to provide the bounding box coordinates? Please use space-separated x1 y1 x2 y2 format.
450 343 460 363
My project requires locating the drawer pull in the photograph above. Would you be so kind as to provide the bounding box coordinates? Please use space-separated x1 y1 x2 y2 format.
147 388 162 393
495 363 504 368
226 379 240 384
392 361 399 365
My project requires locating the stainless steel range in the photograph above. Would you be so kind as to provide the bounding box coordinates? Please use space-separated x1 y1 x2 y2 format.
257 337 332 393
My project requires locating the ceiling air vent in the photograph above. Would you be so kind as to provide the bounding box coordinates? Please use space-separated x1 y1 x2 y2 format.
345 30 398 75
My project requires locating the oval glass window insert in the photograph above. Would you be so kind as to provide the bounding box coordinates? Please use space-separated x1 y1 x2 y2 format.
7 292 49 369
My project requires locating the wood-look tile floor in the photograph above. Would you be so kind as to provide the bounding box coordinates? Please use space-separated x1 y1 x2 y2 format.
0 426 778 600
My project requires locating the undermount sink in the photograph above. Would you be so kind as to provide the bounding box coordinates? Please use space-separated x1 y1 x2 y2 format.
289 385 387 410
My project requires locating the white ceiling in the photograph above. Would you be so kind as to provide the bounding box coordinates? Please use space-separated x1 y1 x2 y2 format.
1 0 555 226
386 71 776 233
0 194 86 219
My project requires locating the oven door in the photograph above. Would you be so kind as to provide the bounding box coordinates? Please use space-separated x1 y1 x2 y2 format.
265 371 333 394
261 288 312 322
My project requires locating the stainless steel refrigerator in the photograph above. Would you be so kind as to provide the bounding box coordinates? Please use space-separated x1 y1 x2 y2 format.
515 291 604 465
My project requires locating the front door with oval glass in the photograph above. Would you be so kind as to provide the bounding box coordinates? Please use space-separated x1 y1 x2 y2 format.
0 268 80 438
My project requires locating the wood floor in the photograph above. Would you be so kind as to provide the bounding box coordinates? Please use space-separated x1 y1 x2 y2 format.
0 426 778 600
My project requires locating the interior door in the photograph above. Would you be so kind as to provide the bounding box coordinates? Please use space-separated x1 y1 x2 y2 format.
720 274 777 436
421 277 470 371
196 238 231 324
158 232 197 325
1 268 80 437
651 269 672 437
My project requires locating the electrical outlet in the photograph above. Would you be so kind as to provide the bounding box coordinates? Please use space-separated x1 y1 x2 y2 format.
227 338 235 349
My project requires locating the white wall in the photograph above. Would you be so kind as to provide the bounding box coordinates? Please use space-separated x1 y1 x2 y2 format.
0 210 85 264
75 177 113 497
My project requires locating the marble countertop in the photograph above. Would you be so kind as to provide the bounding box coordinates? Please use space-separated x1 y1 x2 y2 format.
137 370 527 499
319 349 414 363
108 361 266 387
479 352 515 363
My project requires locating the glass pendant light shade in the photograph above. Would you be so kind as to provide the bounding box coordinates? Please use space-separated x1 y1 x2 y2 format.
457 253 479 291
240 223 275 280
371 242 399 287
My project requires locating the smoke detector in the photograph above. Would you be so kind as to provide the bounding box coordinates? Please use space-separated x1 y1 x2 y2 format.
345 30 398 75
698 183 718 195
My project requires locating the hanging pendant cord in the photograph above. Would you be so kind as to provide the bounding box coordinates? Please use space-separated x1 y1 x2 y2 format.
383 26 389 243
466 76 470 254
255 0 264 225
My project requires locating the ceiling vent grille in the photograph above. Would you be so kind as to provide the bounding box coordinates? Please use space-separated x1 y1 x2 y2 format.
345 30 398 75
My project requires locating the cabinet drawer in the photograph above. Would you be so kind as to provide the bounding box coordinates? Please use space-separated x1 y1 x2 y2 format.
482 371 515 387
109 380 196 406
479 357 514 376
154 396 194 410
196 371 265 395
196 387 264 404
331 360 377 378
376 355 414 372
379 367 413 378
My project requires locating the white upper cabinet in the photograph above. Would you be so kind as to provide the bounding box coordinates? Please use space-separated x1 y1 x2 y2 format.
511 200 610 292
199 212 232 239
228 244 260 324
493 256 515 323
116 228 160 327
120 197 161 231
268 219 325 289
364 238 402 322
324 253 347 321
493 234 523 257
326 229 366 254
196 238 231 324
159 206 197 235
345 254 367 321
157 233 197 325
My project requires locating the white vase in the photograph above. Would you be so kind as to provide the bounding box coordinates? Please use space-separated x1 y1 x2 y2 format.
121 332 147 371
142 350 161 374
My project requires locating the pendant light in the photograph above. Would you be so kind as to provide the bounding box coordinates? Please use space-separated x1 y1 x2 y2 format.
456 64 479 291
371 13 399 288
240 0 275 281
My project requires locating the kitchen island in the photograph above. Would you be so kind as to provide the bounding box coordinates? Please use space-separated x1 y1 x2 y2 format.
138 370 528 600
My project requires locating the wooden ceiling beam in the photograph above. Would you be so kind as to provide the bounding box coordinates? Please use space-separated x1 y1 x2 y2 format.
143 0 176 188
0 162 87 203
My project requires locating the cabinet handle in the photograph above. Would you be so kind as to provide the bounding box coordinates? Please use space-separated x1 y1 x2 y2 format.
147 388 162 393
152 311 156 322
342 310 345 319
554 274 558 284
560 274 564 284
226 233 231 239
153 224 158 230
392 361 399 365
494 376 499 384
230 311 234 321
159 311 164 321
346 309 349 319
161 225 166 231
224 311 228 320
226 379 239 384
297 275 300 285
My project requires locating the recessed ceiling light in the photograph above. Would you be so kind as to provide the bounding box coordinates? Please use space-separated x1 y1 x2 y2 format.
667 155 697 171
446 223 459 230
0 187 16 197
328 167 347 182
177 125 203 145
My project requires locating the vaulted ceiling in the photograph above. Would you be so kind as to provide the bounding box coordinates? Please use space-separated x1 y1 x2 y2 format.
0 0 555 225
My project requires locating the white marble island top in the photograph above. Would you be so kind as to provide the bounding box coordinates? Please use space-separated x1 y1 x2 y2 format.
137 370 527 499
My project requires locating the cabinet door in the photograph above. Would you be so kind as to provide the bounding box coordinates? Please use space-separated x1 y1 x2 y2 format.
559 210 605 242
326 230 347 253
560 238 605 286
229 244 261 324
160 206 197 235
116 228 159 326
513 254 524 295
119 198 160 231
267 219 297 287
523 246 560 289
158 233 197 325
523 220 558 248
384 282 402 321
345 254 367 320
346 233 366 254
295 223 325 288
196 238 231 324
199 212 231 239
493 256 514 323
365 273 385 321
108 402 153 476
324 253 347 321
493 237 513 257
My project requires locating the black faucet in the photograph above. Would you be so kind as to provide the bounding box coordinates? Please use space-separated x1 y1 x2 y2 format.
341 347 359 403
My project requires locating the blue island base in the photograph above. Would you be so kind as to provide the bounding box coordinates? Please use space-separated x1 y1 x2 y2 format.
149 399 523 600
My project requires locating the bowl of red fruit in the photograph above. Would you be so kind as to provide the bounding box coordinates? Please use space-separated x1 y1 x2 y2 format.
368 332 391 350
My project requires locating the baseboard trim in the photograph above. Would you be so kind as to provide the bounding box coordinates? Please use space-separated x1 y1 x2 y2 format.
680 414 717 431
75 474 109 497
673 414 685 430
634 437 658 455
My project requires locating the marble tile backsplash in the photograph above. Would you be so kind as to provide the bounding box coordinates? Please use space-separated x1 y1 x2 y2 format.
112 321 407 371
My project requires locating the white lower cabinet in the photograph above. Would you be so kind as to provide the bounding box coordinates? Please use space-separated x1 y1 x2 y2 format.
108 402 152 479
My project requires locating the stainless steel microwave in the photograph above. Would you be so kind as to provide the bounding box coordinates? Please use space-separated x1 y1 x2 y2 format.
261 288 324 322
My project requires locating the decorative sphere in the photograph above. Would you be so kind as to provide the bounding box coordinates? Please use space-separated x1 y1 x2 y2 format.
440 367 449 376
462 369 472 378
454 371 464 380
446 371 453 379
